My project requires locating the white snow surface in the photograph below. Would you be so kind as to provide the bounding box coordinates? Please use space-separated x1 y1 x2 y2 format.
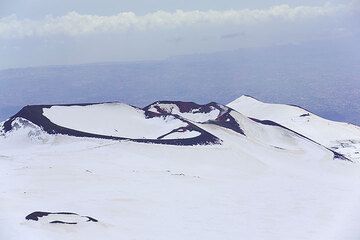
42 103 192 139
2 99 360 239
160 129 201 139
228 96 360 162
33 213 91 224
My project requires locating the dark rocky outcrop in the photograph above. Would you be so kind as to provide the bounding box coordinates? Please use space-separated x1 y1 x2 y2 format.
25 211 98 224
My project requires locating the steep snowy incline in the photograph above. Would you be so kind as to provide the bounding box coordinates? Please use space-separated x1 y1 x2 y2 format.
228 96 360 162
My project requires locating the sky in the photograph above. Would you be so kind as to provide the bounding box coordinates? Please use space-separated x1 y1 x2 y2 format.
0 0 359 69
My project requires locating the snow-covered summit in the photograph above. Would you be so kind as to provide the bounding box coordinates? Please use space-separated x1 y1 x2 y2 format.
228 95 360 162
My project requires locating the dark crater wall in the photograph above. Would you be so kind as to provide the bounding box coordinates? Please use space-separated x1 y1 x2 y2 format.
3 102 220 146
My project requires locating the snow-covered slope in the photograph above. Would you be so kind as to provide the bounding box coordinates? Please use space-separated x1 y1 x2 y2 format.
228 96 360 162
1 98 360 240
1 103 220 146
42 103 189 139
144 101 348 160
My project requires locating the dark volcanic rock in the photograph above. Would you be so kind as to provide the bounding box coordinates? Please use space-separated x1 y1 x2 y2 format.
143 101 222 115
144 101 246 135
25 211 98 224
50 220 77 224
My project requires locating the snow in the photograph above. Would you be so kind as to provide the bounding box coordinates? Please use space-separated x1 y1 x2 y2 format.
42 103 189 139
2 98 360 239
27 213 95 224
228 95 360 162
229 111 309 151
160 129 201 139
1 128 360 240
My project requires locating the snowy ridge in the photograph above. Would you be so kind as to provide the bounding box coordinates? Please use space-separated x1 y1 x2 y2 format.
228 95 360 162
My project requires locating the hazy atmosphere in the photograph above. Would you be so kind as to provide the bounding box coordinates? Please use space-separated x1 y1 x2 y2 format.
0 0 359 69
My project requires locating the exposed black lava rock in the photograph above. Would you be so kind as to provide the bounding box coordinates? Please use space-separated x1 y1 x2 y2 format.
144 101 246 136
25 211 98 224
26 211 50 220
208 108 245 136
143 101 223 115
50 220 77 225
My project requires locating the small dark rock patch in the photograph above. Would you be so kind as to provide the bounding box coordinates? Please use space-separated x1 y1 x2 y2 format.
25 211 98 224
26 211 50 221
50 220 77 225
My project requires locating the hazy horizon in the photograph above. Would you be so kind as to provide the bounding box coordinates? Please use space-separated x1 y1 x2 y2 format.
0 0 359 69
1 38 359 125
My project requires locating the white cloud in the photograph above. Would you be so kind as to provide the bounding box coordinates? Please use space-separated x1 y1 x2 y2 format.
0 3 353 39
